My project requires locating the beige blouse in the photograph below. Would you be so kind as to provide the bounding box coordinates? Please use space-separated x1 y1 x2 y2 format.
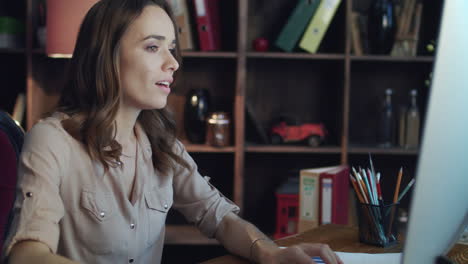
2 113 239 264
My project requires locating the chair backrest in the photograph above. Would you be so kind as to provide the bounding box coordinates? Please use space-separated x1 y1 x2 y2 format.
0 111 24 252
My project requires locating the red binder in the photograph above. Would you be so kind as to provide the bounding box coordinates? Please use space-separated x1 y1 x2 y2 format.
319 165 350 225
193 0 221 51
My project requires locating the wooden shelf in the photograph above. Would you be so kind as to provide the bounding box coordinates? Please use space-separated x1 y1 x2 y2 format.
246 145 342 154
185 143 235 153
350 55 434 63
181 51 237 58
165 225 219 245
348 146 419 155
247 52 345 60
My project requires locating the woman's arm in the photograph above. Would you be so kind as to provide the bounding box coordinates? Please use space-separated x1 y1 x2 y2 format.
215 212 343 264
8 241 79 264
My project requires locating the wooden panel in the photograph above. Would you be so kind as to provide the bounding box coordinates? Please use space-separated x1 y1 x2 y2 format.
233 0 248 210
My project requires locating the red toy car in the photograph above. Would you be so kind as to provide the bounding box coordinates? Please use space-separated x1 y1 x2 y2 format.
270 121 327 147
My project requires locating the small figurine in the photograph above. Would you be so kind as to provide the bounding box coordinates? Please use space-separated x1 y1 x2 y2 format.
270 121 327 147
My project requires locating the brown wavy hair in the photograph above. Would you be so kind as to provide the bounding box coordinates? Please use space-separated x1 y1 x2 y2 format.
58 0 190 173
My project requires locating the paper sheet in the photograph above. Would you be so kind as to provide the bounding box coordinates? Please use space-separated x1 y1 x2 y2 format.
279 247 402 264
335 252 401 264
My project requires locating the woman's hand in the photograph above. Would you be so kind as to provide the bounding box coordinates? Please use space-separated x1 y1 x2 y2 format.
259 242 343 264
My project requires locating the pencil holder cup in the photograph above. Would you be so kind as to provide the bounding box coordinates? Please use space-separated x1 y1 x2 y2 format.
357 202 400 247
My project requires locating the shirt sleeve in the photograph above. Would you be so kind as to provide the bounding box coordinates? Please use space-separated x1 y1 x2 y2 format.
2 121 67 259
171 141 240 238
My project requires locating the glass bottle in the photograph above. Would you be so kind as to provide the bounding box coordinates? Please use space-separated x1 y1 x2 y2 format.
398 105 407 147
368 0 397 54
405 89 420 149
184 88 211 143
377 88 396 147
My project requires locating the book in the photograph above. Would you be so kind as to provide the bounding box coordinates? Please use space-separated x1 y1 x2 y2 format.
319 165 350 225
275 0 321 52
299 165 341 232
298 0 342 53
167 0 195 50
192 0 221 51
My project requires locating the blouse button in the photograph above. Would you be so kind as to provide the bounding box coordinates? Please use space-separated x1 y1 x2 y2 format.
99 212 106 218
129 258 134 263
164 204 168 209
130 223 135 229
26 192 33 197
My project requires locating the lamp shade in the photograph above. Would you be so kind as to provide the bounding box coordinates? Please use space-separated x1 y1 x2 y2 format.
46 0 98 58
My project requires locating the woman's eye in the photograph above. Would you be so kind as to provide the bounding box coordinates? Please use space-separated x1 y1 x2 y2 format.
147 45 159 52
169 49 176 55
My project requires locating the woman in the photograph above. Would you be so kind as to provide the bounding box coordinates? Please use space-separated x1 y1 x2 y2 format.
2 0 342 263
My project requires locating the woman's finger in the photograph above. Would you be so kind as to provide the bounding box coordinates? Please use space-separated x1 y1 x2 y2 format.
280 245 317 264
297 243 338 264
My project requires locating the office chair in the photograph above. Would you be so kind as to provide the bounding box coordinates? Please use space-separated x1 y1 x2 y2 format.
0 111 24 252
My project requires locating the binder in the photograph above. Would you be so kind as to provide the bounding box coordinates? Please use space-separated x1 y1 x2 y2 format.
320 165 350 225
193 0 221 51
167 0 195 50
275 0 321 52
299 0 342 53
299 165 340 232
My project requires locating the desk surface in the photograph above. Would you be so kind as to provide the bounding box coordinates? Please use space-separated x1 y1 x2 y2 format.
200 224 468 264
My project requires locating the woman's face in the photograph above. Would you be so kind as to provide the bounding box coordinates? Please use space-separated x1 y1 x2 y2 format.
118 5 179 111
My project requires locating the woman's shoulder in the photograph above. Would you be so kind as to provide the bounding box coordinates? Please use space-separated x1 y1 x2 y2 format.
23 112 74 152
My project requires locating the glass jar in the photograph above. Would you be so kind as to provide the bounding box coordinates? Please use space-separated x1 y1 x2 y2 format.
206 112 231 147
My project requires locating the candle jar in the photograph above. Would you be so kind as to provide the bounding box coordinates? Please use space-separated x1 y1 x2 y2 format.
206 112 231 147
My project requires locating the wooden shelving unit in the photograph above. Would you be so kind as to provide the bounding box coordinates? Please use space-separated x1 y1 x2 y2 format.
0 0 442 245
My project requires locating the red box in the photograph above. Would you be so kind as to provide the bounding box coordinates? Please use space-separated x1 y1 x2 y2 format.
274 193 299 239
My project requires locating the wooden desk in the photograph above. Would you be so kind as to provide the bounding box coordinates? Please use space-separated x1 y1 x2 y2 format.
200 224 468 264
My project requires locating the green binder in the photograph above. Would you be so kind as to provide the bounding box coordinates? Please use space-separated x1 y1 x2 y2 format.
275 0 321 52
299 0 342 53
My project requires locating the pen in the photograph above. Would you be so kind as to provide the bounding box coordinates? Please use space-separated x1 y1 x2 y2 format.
376 172 383 202
393 167 404 203
387 167 403 238
398 178 416 202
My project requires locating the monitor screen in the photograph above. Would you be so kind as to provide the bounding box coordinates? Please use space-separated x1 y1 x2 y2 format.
402 1 468 263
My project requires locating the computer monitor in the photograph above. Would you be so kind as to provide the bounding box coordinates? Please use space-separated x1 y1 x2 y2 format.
402 1 468 263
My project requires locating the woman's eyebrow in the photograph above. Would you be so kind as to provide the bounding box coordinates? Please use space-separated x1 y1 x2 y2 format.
142 34 176 44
